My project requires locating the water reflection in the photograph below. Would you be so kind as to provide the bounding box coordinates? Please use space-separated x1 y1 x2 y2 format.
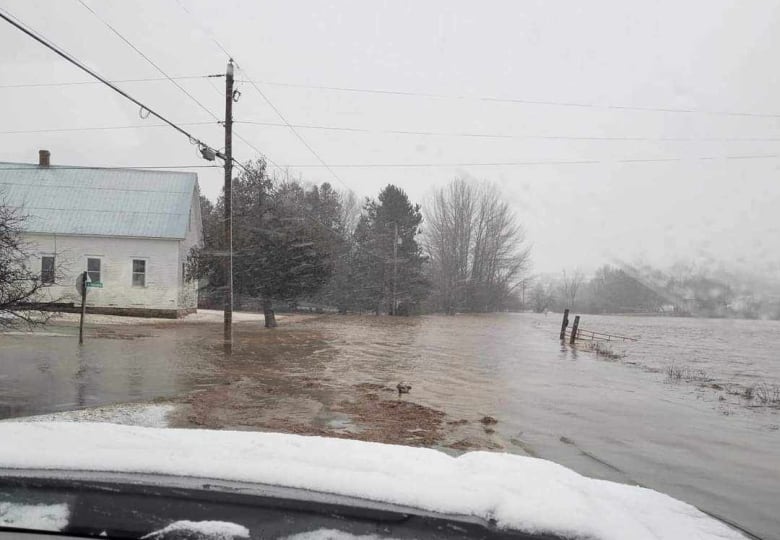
559 341 579 360
75 351 87 408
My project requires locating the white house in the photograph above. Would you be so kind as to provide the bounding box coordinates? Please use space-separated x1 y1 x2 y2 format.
0 150 203 318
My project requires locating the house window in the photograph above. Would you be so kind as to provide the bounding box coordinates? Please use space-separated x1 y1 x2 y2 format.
132 259 146 287
87 258 101 284
41 256 55 285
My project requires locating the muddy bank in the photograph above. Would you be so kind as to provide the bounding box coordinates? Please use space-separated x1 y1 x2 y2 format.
139 315 506 450
171 374 499 451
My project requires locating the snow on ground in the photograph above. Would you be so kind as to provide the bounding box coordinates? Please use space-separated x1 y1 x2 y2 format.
0 330 72 337
0 423 745 540
2 403 174 428
142 520 250 540
0 501 69 531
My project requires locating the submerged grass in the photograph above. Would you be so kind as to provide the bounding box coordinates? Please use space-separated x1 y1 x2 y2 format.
665 365 711 383
584 340 625 360
744 382 780 407
672 376 780 410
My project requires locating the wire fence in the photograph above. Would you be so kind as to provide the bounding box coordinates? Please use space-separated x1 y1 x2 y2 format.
567 326 639 342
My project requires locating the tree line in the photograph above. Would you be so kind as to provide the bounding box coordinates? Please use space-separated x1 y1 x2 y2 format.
529 263 780 320
190 162 531 326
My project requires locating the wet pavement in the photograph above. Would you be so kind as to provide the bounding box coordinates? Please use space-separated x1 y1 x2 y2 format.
1 313 779 539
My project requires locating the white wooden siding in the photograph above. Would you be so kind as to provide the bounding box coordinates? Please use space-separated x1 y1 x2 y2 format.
177 189 203 309
25 233 185 310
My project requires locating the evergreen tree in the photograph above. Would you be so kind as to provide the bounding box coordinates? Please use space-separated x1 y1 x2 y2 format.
353 185 429 315
190 160 337 327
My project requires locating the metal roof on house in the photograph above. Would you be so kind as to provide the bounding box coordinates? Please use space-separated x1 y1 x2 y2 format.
0 162 198 239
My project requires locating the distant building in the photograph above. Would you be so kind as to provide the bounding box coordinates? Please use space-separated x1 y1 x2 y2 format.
0 150 203 318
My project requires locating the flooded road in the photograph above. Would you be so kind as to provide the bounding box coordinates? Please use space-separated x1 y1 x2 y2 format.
0 324 217 418
1 313 779 538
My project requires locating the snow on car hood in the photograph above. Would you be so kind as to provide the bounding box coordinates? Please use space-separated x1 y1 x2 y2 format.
142 520 250 540
0 501 69 531
0 422 743 540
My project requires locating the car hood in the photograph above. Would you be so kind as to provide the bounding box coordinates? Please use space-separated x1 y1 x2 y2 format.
0 422 745 540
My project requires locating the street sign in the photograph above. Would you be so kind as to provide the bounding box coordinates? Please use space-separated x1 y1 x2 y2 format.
86 282 103 288
75 273 87 294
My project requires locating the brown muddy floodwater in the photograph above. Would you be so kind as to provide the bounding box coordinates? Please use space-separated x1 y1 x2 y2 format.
1 313 779 539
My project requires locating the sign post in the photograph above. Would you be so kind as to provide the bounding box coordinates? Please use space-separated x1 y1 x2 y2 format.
77 271 89 345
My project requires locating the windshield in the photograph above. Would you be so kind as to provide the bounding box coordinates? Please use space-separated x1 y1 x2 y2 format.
0 2 777 539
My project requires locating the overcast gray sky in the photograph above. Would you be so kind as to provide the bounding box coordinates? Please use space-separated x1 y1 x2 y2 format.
2 0 779 277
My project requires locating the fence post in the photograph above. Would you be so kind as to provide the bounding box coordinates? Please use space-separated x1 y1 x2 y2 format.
569 315 580 345
559 309 569 340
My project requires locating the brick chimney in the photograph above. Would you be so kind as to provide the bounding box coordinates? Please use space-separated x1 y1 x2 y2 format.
38 149 50 167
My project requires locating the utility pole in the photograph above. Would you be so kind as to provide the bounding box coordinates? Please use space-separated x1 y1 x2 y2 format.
392 222 398 316
223 59 234 353
521 279 526 310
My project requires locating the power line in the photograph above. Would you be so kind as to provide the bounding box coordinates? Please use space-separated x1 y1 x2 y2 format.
160 38 288 177
69 2 271 182
235 78 780 120
236 65 353 193
0 75 220 89
163 0 459 268
165 5 385 260
0 7 220 155
7 74 780 121
167 1 345 186
168 2 355 193
3 5 262 182
232 131 285 173
1 154 773 172
76 0 221 123
1 5 382 287
235 121 780 143
0 123 217 135
277 154 780 168
173 0 233 60
6 120 780 143
481 98 780 120
0 164 220 171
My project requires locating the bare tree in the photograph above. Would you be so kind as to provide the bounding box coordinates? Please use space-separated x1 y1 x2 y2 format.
424 178 531 313
530 281 555 313
469 182 530 311
560 268 585 310
0 200 50 326
424 178 474 313
338 188 361 236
